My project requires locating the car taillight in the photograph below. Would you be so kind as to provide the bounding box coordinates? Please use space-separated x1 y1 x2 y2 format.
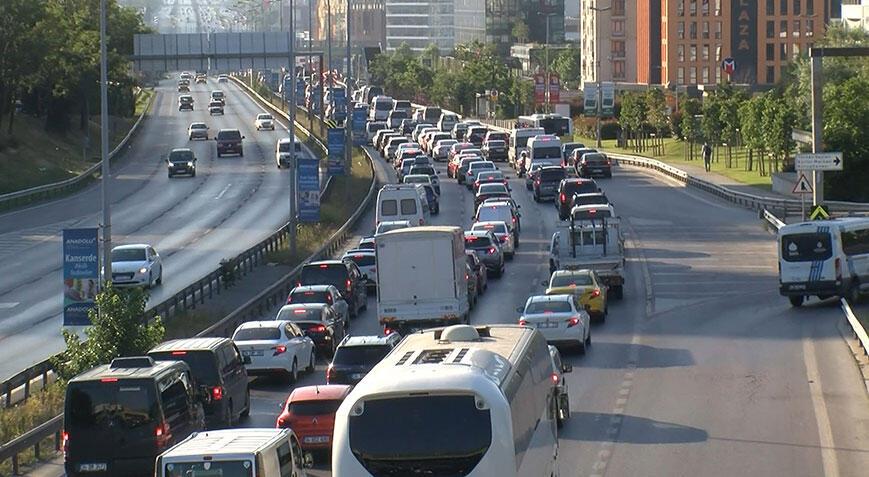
835 258 842 279
311 324 327 333
273 345 287 356
346 279 352 292
62 430 69 456
500 236 509 243
535 179 541 185
276 415 288 428
551 372 560 384
465 273 470 280
384 327 396 335
590 288 601 298
488 247 496 255
519 319 527 326
560 193 566 203
211 386 224 401
286 296 293 304
474 181 480 187
567 317 580 328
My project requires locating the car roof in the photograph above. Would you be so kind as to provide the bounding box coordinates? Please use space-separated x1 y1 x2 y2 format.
464 230 493 237
339 335 398 347
112 244 149 250
69 357 185 383
306 260 345 267
343 249 375 257
287 384 353 402
149 337 229 353
552 269 593 277
291 284 336 293
171 148 193 153
527 294 573 303
281 303 329 311
236 320 290 330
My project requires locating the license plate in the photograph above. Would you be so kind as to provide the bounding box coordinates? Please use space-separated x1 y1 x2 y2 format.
535 322 559 329
303 435 330 444
243 350 263 357
593 169 603 173
79 463 107 472
788 284 807 290
351 373 365 380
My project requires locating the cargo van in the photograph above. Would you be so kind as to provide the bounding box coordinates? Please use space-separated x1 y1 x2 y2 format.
375 184 430 226
64 357 205 477
156 428 312 477
369 95 395 122
778 217 869 306
438 113 460 133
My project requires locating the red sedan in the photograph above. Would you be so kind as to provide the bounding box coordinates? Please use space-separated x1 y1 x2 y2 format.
276 384 353 451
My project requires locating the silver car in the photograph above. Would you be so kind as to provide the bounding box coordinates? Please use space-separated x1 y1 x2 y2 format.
470 221 515 258
518 294 591 353
187 122 209 140
463 230 505 278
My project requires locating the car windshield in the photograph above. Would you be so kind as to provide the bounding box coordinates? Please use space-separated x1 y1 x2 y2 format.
465 236 493 249
525 301 573 314
257 114 272 120
111 248 145 262
300 264 347 287
348 395 491 475
168 150 193 161
333 345 391 366
217 130 241 140
278 141 300 153
288 399 343 416
551 274 594 287
234 327 281 341
148 350 219 384
781 233 833 262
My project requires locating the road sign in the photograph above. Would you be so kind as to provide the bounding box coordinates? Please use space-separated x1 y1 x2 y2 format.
792 173 813 194
809 204 830 221
795 152 843 171
601 83 615 117
722 58 735 75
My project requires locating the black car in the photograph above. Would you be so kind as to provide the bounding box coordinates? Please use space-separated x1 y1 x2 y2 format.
148 338 251 429
482 139 508 162
278 303 346 357
178 95 194 111
64 357 206 477
466 126 489 146
326 334 402 385
474 183 511 209
577 152 613 178
556 178 600 220
215 128 244 157
533 166 566 202
298 260 368 318
166 148 197 178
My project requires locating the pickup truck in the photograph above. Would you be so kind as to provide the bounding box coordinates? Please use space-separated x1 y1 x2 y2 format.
548 206 626 299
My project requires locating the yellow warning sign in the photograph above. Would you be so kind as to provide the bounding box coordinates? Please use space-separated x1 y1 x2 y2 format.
809 204 830 220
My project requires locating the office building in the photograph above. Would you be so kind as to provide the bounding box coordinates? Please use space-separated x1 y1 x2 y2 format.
838 1 869 32
385 0 455 52
314 0 386 46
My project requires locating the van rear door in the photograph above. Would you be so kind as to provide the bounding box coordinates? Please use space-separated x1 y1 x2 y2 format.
779 229 836 287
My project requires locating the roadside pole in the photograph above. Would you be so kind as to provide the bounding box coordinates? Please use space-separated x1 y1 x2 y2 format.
345 0 352 178
288 0 297 256
810 55 823 205
99 0 112 286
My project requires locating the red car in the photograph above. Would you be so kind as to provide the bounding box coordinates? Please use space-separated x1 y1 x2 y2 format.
276 384 352 451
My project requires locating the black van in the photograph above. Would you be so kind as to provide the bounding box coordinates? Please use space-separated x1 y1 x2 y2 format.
64 357 205 477
148 338 250 429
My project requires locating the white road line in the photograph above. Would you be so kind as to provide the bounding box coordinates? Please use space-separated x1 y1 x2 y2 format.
0 302 19 309
803 336 840 477
215 183 232 199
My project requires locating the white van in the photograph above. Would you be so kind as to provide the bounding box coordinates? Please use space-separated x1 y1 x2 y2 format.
155 428 311 477
275 137 302 168
369 95 395 122
375 184 430 226
778 218 869 307
438 113 460 133
509 127 546 166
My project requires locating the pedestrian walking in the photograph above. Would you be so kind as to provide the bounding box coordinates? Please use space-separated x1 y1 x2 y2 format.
702 142 713 172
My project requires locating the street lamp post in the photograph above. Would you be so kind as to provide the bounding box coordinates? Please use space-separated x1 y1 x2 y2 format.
288 0 298 256
345 0 352 176
537 12 557 113
589 3 611 148
327 0 333 90
99 0 112 285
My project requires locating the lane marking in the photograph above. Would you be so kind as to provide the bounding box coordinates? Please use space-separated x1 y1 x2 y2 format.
215 183 232 199
0 302 19 309
803 336 841 477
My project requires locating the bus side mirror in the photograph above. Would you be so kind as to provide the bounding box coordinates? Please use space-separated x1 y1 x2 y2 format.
303 453 315 468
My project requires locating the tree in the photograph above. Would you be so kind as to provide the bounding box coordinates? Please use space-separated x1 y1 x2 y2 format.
512 19 530 44
739 95 766 174
822 69 869 201
680 98 702 160
0 0 46 133
644 88 668 155
52 284 165 381
761 93 797 174
619 92 647 152
551 47 581 89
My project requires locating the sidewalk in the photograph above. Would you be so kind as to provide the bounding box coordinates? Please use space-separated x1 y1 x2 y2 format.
658 156 793 200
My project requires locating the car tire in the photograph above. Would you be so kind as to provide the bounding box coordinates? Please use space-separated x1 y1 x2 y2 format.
239 151 244 157
507 252 514 260
240 389 251 418
224 402 235 427
156 271 162 285
168 172 173 178
789 295 804 307
586 328 592 346
610 285 624 300
288 359 298 384
306 351 315 372
576 338 587 355
361 296 368 312
217 152 222 158
145 272 153 290
533 192 540 202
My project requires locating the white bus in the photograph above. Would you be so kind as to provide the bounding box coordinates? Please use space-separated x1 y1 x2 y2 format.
528 134 564 167
332 324 559 477
517 113 573 137
509 127 546 166
779 217 869 307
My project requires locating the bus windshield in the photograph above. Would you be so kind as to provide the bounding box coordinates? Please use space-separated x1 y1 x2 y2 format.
349 394 491 475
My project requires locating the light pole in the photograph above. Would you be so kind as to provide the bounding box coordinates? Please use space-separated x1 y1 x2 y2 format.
537 12 557 113
99 0 112 285
327 0 333 90
589 3 611 147
288 0 298 256
345 0 352 176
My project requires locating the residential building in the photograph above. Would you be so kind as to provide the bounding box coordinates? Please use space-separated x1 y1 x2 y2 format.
580 0 638 88
385 0 455 53
838 1 869 32
659 0 729 87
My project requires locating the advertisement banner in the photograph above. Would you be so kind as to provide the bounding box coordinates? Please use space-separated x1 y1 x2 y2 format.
295 78 306 106
352 108 367 145
583 84 598 115
296 157 321 222
730 0 757 84
533 73 546 104
332 88 347 122
62 228 100 326
601 83 615 117
327 127 346 175
548 73 561 104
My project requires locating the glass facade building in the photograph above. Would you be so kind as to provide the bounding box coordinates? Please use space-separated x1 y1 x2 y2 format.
385 0 455 52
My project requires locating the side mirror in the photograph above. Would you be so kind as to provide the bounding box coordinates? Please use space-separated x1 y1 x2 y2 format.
242 136 246 139
562 363 573 374
515 306 524 313
362 274 369 281
277 402 285 410
303 452 315 469
242 355 252 365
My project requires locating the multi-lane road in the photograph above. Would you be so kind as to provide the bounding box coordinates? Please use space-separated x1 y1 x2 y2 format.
234 147 869 476
0 77 308 380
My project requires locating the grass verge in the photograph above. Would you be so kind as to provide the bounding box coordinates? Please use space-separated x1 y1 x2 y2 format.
576 135 774 191
163 310 229 340
0 383 65 475
0 88 154 195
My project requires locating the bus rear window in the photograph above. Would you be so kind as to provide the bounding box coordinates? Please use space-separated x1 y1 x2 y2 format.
349 395 490 475
781 233 833 262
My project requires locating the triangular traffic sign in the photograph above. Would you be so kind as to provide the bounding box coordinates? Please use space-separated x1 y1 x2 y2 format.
792 174 813 194
809 204 830 221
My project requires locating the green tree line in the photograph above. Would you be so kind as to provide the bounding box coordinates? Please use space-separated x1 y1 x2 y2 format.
0 0 149 136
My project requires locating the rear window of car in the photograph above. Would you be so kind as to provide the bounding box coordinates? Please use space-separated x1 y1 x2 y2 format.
217 130 241 140
525 301 573 314
477 171 504 181
551 274 594 287
300 264 348 287
288 399 343 416
400 199 417 215
563 180 598 196
333 345 391 366
289 290 331 304
234 327 281 341
478 184 507 194
540 168 566 181
67 380 156 431
381 199 398 216
473 223 508 235
781 233 833 262
149 350 219 384
583 154 609 165
346 254 375 267
486 140 506 147
573 194 608 206
465 236 493 249
411 166 435 175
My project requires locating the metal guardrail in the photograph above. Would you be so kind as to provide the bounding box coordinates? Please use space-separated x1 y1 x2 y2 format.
762 209 787 232
0 90 155 210
841 299 869 382
0 415 63 476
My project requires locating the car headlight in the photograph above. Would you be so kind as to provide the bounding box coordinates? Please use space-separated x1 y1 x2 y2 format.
139 267 148 274
187 161 194 167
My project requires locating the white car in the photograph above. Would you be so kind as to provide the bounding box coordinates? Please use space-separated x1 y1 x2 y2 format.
375 220 412 235
232 320 315 383
402 174 433 188
110 244 162 288
518 294 591 353
217 74 229 83
342 249 377 291
255 113 275 131
275 137 302 168
471 221 515 258
433 139 458 161
285 285 350 329
187 122 209 140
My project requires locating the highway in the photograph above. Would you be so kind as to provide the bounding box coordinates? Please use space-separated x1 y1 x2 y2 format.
234 149 869 476
0 77 306 381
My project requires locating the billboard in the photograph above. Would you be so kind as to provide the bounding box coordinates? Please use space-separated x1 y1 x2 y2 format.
583 84 598 115
534 73 546 104
601 83 615 117
352 107 367 145
548 73 561 104
327 127 346 175
296 157 320 222
63 228 100 326
730 0 757 84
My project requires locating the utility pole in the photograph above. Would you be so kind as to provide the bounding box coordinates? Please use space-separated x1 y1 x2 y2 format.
99 0 112 286
345 0 352 176
810 54 824 205
288 0 298 256
327 0 333 91
545 15 550 113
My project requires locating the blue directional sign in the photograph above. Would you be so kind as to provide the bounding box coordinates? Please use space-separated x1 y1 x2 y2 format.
297 157 320 222
327 128 346 175
62 228 99 326
332 88 347 122
352 108 367 145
